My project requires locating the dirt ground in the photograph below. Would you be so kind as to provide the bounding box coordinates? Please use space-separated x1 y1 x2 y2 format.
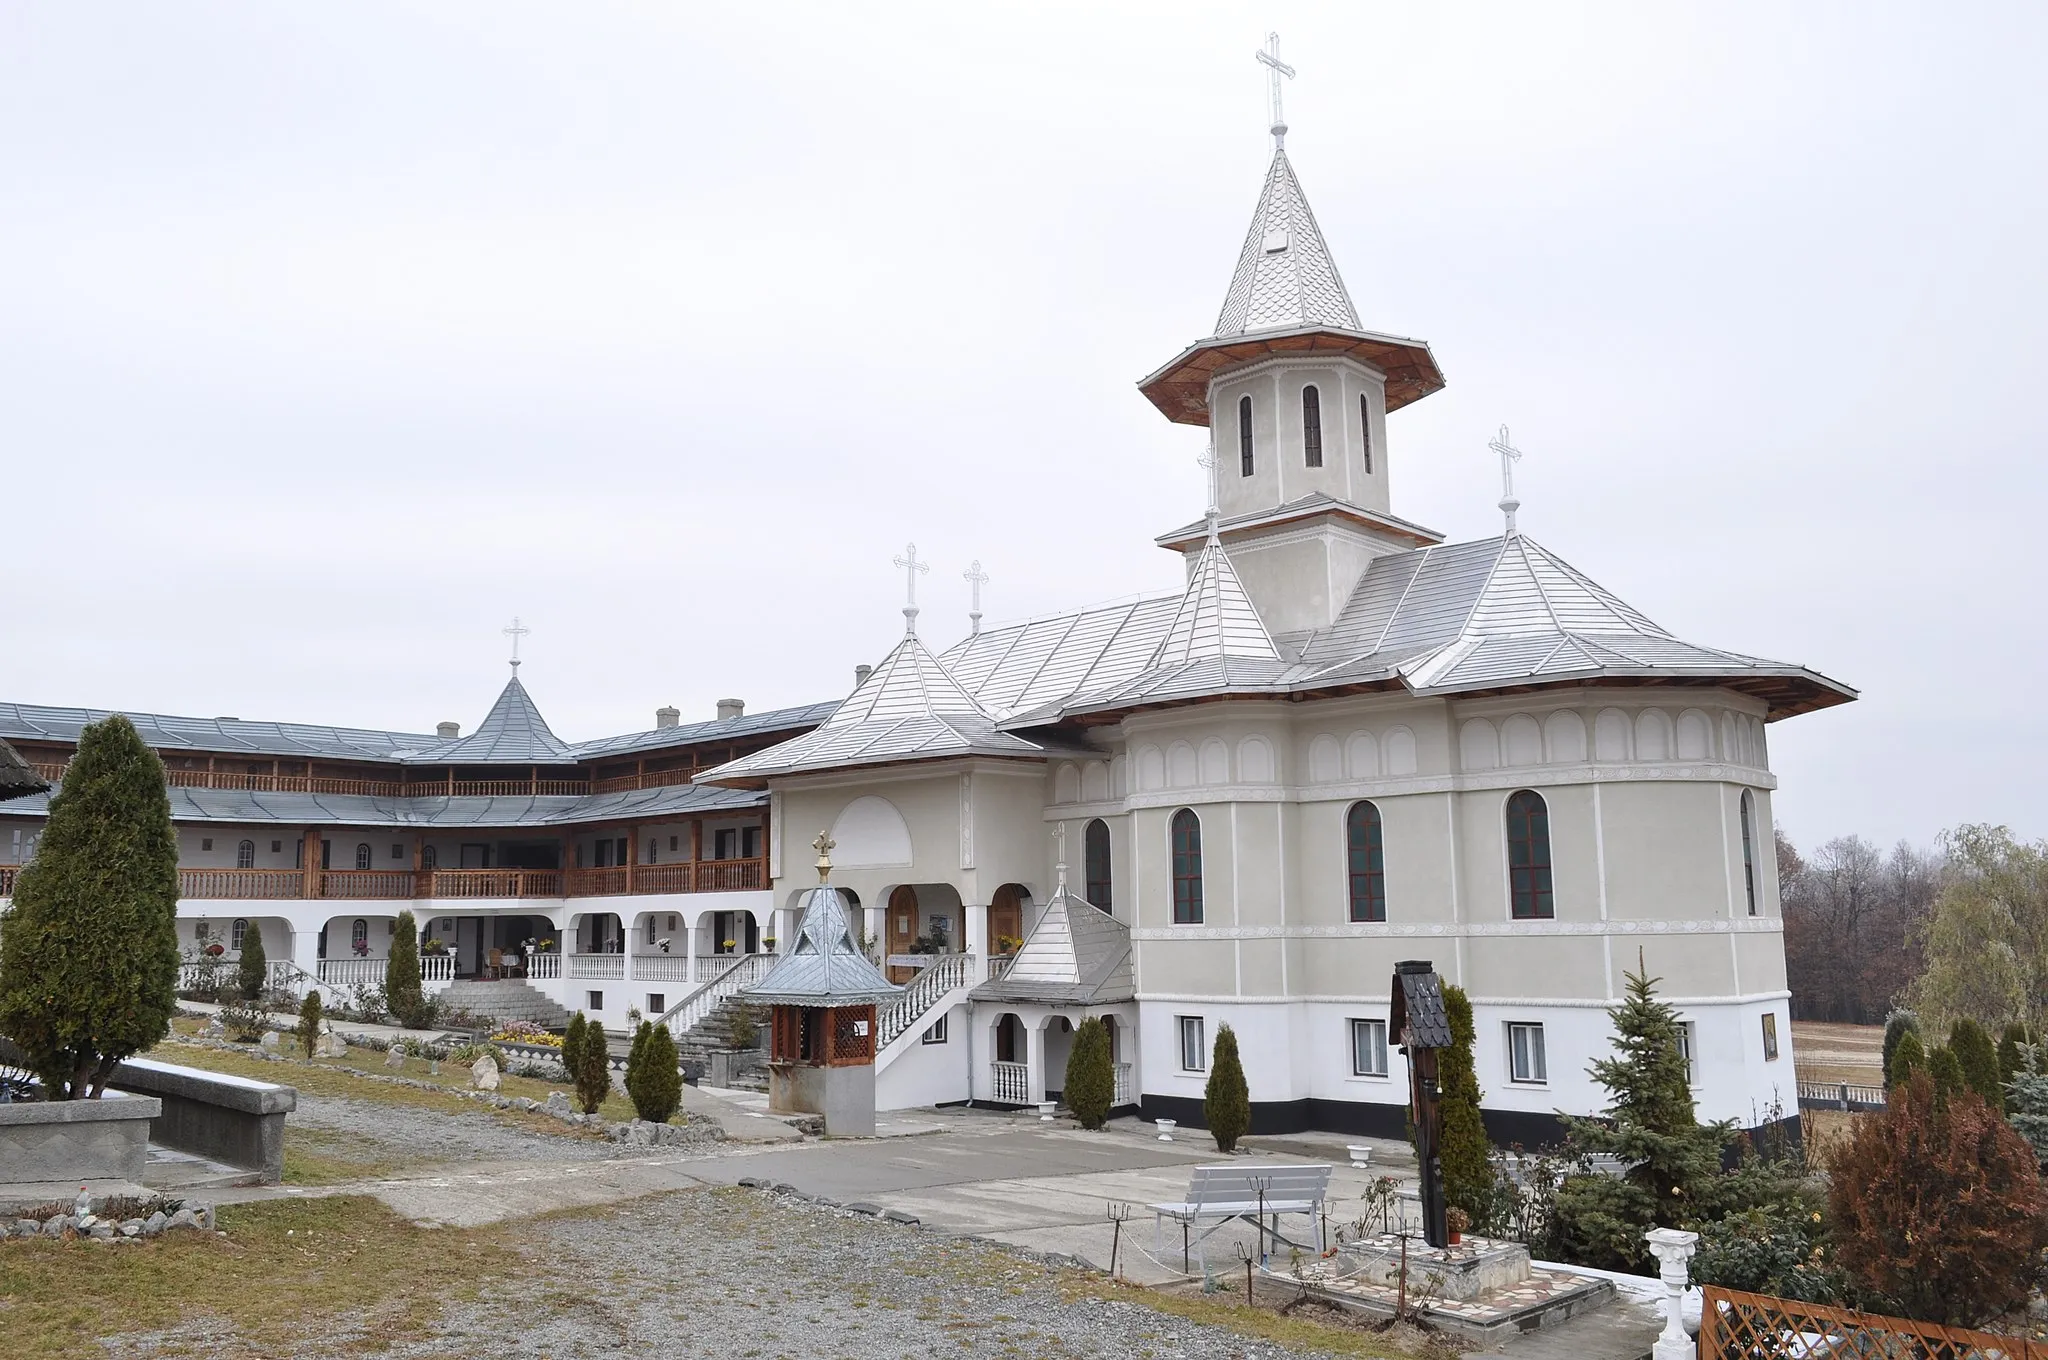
1793 1020 1884 1085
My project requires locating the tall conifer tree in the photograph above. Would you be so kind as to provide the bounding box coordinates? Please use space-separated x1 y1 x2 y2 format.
385 909 425 1027
1438 984 1491 1217
237 920 267 1001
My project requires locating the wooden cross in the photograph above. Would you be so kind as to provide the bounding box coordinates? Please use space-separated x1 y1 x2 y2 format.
502 616 530 672
1255 32 1295 147
963 560 990 637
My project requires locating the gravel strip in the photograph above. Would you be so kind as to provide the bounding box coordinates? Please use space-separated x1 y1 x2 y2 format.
289 1091 627 1166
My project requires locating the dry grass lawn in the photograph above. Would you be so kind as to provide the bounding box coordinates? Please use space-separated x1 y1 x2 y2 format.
1793 1020 1885 1086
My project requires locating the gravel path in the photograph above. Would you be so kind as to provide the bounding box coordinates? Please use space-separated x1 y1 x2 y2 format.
289 1091 627 1166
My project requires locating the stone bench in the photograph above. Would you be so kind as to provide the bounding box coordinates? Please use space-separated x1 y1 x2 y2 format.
111 1058 296 1184
0 1089 162 1189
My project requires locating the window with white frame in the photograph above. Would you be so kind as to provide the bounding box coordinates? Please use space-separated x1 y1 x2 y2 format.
647 993 665 1014
923 1014 948 1045
1508 1022 1548 1083
1179 1016 1206 1072
1350 1019 1388 1077
1677 1021 1698 1085
231 918 247 950
588 990 604 1011
237 839 255 869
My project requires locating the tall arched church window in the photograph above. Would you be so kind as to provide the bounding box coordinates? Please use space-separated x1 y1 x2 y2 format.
1506 790 1554 919
355 842 372 871
236 839 255 869
1238 395 1255 477
1359 393 1374 474
1739 790 1759 916
1302 385 1323 467
1084 818 1113 912
1346 801 1386 922
1170 809 1204 924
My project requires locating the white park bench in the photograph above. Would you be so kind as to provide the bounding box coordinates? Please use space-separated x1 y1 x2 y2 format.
1150 1163 1333 1272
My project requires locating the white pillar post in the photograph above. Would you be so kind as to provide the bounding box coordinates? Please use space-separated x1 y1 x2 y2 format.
964 901 989 960
1644 1228 1700 1360
1025 1019 1048 1104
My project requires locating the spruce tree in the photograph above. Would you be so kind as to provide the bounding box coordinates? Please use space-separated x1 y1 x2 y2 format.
1951 1019 2002 1108
297 989 324 1059
384 909 425 1027
1881 1009 1920 1089
632 1024 683 1124
1889 1029 1926 1088
1203 1023 1250 1153
1998 1023 2030 1112
1438 984 1492 1218
237 920 267 1001
0 715 180 1099
1062 1016 1114 1130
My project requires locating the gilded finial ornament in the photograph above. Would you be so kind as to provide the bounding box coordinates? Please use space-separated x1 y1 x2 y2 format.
812 830 836 882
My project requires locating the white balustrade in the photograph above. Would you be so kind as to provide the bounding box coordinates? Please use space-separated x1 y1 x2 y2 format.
567 953 625 979
316 958 386 987
1113 1061 1133 1108
524 951 561 980
877 953 974 1049
420 954 456 982
990 1060 1030 1104
694 954 747 983
661 954 772 1036
632 954 691 983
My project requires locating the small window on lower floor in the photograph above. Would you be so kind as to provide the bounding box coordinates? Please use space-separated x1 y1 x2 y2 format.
1350 1019 1388 1077
923 1015 948 1045
587 991 604 1011
270 840 282 853
391 843 404 860
1508 1022 1548 1084
1762 1012 1780 1061
1179 1015 1206 1072
647 994 665 1015
201 838 213 852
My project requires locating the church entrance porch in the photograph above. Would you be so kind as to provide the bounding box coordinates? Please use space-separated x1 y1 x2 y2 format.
883 883 966 984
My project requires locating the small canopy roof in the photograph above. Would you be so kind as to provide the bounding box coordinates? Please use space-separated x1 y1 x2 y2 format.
745 866 901 1009
970 883 1132 1007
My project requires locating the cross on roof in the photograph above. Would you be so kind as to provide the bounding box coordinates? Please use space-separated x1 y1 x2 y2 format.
894 543 931 635
963 560 990 637
1255 32 1296 149
1053 823 1069 895
1488 425 1524 535
502 616 530 672
1196 444 1221 535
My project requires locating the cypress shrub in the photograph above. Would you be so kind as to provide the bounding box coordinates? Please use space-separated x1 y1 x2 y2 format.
629 1023 683 1124
1951 1019 2002 1108
237 921 267 1001
297 989 324 1059
1062 1016 1114 1130
571 1012 611 1114
1880 1009 1920 1088
0 715 180 1099
1203 1023 1250 1153
563 1013 589 1099
384 909 426 1028
1889 1029 1926 1087
1438 984 1491 1218
1928 1044 1965 1109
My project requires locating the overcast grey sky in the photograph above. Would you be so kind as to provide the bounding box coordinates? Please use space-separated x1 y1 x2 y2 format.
2 3 2041 852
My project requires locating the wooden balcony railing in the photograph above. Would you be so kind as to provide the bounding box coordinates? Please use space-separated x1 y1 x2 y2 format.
587 767 700 795
318 869 419 899
418 869 564 899
177 869 305 899
3 858 770 901
33 766 606 800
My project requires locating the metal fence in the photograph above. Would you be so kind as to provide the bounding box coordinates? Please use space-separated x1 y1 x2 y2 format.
1795 1079 1887 1112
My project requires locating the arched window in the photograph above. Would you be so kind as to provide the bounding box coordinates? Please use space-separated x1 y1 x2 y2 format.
1359 393 1374 474
421 845 438 870
1506 790 1554 919
350 918 369 953
1301 385 1323 467
355 842 372 871
1739 790 1759 916
236 839 255 869
1238 395 1255 477
1170 809 1203 924
1346 802 1386 922
231 917 247 950
1084 818 1113 911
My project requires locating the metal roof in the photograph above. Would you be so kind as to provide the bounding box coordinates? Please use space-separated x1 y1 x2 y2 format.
0 702 439 761
1214 147 1360 337
970 887 1133 1006
744 883 901 1008
0 779 763 829
566 701 841 761
408 675 572 764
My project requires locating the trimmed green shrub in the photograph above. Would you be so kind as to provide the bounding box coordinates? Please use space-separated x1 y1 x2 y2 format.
238 921 267 1001
0 715 180 1098
567 1011 610 1114
1881 1009 1920 1089
385 910 429 1028
1889 1029 1926 1087
1062 1017 1114 1130
563 1013 590 1102
1438 984 1490 1218
1998 1023 2030 1111
626 1022 682 1124
1950 1019 2002 1108
1928 1044 1965 1109
297 989 323 1059
1204 1023 1249 1153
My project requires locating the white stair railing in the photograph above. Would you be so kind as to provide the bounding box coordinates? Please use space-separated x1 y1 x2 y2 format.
876 953 974 1050
658 953 773 1037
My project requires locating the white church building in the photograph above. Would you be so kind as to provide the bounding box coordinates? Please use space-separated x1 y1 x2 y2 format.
0 81 1851 1146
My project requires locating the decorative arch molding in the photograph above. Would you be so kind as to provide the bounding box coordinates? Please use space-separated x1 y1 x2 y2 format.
1594 709 1632 762
1237 736 1275 784
1053 763 1082 804
1676 709 1714 761
1308 733 1342 783
1459 718 1500 772
1167 741 1198 788
1198 738 1230 785
1635 709 1674 762
1345 730 1380 779
1384 726 1417 775
1081 761 1111 802
1501 713 1543 767
827 795 913 869
1136 745 1165 791
1544 710 1588 764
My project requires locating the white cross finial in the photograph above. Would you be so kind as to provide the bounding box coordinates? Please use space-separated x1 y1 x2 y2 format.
1196 444 1220 538
1488 425 1524 535
963 560 990 637
502 616 530 672
1255 32 1296 149
1053 823 1069 896
893 542 931 635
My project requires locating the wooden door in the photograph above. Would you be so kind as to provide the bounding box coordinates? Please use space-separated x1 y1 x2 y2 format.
989 885 1024 956
886 886 918 983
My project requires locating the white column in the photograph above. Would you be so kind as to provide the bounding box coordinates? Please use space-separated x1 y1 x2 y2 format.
963 901 989 959
1025 1018 1047 1104
1644 1228 1700 1360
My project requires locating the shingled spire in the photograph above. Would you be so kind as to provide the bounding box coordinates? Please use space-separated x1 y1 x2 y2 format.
1213 148 1361 338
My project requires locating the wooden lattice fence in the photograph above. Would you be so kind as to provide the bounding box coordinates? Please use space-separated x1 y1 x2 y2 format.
1700 1285 2043 1360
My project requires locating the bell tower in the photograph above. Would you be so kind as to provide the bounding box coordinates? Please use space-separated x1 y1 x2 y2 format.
1138 35 1448 636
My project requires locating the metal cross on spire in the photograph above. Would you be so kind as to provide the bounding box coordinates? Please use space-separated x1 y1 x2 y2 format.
1053 822 1069 896
893 542 930 635
502 616 530 672
963 560 990 637
1197 443 1221 538
1488 425 1524 535
1255 32 1296 150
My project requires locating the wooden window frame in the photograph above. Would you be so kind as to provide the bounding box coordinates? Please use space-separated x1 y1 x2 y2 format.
1506 789 1555 920
1346 801 1387 922
1170 809 1204 925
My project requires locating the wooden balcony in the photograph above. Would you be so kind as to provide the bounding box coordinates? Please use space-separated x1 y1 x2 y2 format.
1 859 769 902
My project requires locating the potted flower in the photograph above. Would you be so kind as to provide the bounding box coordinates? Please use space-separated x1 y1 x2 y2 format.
761 934 777 952
1446 1206 1469 1246
721 938 737 954
994 934 1023 957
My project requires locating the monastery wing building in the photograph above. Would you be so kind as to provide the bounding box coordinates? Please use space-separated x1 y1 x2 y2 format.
0 115 1850 1145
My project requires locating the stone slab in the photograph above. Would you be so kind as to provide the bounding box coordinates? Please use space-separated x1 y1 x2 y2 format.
0 1090 161 1187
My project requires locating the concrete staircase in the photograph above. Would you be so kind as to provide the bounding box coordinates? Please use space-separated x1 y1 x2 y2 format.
439 980 571 1030
672 992 767 1091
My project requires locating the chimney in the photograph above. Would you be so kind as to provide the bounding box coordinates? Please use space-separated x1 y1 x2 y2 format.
436 721 460 739
854 664 873 688
716 698 745 721
655 705 680 729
